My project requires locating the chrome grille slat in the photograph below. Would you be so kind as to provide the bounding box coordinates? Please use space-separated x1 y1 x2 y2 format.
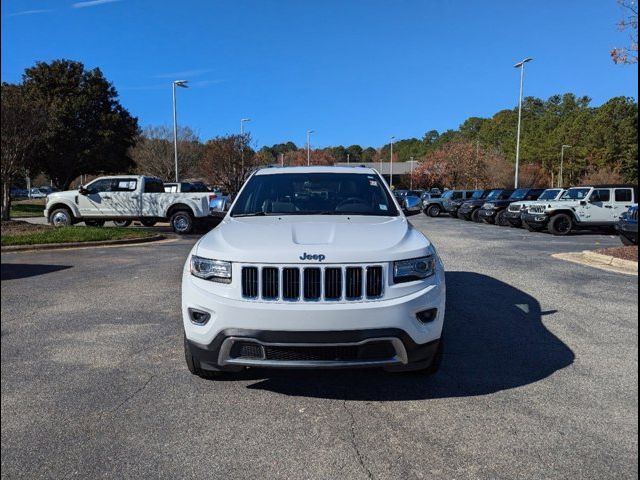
241 264 383 302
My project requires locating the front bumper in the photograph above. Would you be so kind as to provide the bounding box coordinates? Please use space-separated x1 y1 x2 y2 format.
183 270 445 370
504 210 523 225
522 213 549 228
478 208 497 222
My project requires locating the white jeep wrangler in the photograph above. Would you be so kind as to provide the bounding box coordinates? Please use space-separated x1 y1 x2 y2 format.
522 185 637 235
182 166 446 377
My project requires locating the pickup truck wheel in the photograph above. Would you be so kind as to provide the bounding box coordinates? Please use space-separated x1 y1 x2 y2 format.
495 210 508 226
426 205 441 217
49 208 73 227
140 220 157 227
113 220 132 228
548 213 573 236
170 210 194 234
85 220 105 227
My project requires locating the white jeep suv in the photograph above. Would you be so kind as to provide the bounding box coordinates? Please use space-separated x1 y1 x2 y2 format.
182 166 446 377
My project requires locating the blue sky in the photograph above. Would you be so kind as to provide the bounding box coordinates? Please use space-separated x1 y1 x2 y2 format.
2 0 637 149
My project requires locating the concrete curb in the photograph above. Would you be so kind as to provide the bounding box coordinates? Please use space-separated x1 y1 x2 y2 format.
552 251 638 276
1 234 166 252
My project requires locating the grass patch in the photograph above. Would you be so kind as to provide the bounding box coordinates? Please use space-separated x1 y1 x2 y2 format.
1 221 156 246
10 202 45 218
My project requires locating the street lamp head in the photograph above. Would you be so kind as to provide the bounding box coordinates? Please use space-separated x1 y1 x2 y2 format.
307 130 315 135
514 57 533 68
173 80 189 88
241 118 251 123
562 144 572 149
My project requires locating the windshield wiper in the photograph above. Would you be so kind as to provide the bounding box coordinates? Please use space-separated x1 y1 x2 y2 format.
232 212 268 217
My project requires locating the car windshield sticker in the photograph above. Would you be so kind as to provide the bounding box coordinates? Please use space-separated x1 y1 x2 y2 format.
369 180 378 186
379 204 388 210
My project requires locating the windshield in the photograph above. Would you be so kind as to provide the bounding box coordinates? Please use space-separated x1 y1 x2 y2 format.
230 172 399 217
471 190 485 199
485 190 503 201
539 189 561 200
440 190 454 199
561 188 590 200
509 189 529 201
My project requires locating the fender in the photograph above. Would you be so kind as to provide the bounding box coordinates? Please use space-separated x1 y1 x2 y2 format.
165 202 199 219
46 199 82 219
547 208 579 223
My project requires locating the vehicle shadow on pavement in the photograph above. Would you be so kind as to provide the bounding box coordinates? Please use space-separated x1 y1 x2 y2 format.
1 263 72 281
240 271 575 400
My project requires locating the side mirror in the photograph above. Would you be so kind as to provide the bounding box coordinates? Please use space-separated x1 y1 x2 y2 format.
79 186 89 195
580 200 587 206
403 196 422 215
209 196 230 216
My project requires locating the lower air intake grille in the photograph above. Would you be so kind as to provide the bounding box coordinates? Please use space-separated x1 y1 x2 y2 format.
263 342 396 362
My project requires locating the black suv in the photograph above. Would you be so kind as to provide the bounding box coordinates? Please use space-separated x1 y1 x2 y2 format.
458 189 514 222
478 188 546 226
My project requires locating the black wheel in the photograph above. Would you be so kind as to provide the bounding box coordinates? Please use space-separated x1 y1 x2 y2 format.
548 213 573 236
426 205 441 217
495 210 508 227
49 208 73 227
170 210 194 234
113 220 132 228
184 334 219 378
84 220 105 227
140 219 157 227
471 209 482 223
620 234 636 246
456 211 467 220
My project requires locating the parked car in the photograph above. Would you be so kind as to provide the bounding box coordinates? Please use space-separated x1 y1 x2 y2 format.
441 190 484 217
423 189 478 217
458 189 515 222
10 187 28 199
29 188 48 199
478 188 546 226
45 175 217 234
616 204 638 245
182 166 445 377
505 189 566 228
522 185 637 235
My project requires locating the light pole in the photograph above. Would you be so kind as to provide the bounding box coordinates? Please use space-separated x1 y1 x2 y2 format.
347 153 350 165
172 79 189 182
410 156 414 190
306 130 314 166
389 136 395 188
559 145 571 188
240 118 251 172
513 57 532 189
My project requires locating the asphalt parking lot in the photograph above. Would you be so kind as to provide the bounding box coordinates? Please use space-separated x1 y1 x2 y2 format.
1 215 637 479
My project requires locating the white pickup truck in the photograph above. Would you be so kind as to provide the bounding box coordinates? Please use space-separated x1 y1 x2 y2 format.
44 175 216 234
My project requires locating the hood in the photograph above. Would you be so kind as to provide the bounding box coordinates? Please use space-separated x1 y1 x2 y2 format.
196 215 433 264
47 189 79 201
463 199 486 207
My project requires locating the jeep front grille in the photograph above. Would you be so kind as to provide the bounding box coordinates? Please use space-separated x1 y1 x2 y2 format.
508 204 523 213
528 204 546 214
241 264 385 302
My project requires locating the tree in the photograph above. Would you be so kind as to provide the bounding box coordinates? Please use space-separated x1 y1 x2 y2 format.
199 134 262 194
22 60 139 190
1 84 46 219
612 0 638 64
130 125 203 180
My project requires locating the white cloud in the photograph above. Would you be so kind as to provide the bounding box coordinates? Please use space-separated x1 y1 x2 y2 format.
72 0 121 8
7 9 53 17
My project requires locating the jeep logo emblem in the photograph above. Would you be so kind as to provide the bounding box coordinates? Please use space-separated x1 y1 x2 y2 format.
299 252 326 262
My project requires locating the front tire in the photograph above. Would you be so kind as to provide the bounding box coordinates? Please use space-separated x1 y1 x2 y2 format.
426 205 441 217
471 209 482 223
140 219 157 227
170 210 194 234
49 208 73 227
548 213 573 236
523 220 543 232
495 210 508 226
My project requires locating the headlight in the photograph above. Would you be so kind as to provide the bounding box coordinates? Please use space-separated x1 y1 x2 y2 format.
482 202 495 209
393 255 435 283
190 255 232 283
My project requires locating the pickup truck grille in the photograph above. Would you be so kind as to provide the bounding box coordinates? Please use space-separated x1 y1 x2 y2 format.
241 265 384 302
630 208 638 221
528 205 546 214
